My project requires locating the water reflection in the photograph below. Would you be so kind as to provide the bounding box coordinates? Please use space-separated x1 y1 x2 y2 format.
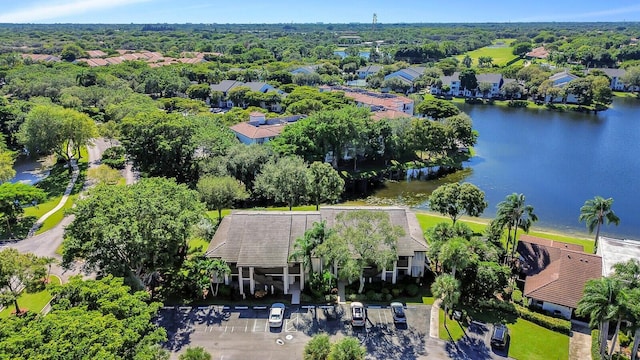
367 97 640 238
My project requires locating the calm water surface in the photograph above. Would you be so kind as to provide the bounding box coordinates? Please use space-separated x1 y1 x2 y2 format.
374 97 640 238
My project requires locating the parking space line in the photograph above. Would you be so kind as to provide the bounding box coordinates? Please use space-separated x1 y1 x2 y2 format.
285 313 298 332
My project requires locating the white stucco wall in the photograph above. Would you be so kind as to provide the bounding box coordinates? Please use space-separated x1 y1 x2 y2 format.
541 302 573 320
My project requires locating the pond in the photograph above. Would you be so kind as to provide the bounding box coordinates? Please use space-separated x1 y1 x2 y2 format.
9 155 49 185
371 97 640 238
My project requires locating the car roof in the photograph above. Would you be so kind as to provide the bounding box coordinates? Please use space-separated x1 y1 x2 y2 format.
390 302 403 307
271 303 285 308
351 302 364 308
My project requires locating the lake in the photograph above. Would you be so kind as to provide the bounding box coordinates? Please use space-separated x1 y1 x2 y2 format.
373 97 640 238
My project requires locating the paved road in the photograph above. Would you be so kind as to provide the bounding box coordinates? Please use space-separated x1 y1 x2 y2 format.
2 139 110 282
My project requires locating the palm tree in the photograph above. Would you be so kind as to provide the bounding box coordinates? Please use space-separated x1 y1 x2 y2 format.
209 259 231 297
289 221 333 276
438 237 473 278
577 277 621 358
627 288 640 360
495 193 538 262
579 196 620 253
431 274 461 327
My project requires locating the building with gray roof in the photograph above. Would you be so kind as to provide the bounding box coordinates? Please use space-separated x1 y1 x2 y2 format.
206 207 428 297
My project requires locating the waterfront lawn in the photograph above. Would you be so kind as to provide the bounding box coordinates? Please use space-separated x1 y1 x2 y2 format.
0 275 61 318
415 212 593 253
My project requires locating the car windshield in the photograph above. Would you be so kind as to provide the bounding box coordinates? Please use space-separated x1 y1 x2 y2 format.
353 308 363 319
493 327 505 339
270 313 281 320
393 306 405 317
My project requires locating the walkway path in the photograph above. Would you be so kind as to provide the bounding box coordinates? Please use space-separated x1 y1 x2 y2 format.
27 160 79 237
569 320 592 360
5 139 109 283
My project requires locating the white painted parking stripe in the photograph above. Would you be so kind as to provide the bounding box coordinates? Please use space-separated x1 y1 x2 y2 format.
253 306 267 310
222 306 230 310
368 305 382 309
179 306 191 310
301 305 315 309
285 313 298 332
235 306 248 310
198 306 208 310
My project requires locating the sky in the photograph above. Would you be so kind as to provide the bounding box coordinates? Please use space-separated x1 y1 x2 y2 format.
1 0 640 24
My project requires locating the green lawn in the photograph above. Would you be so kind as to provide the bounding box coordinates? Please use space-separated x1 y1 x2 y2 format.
437 305 569 360
188 237 210 254
613 91 639 98
439 308 466 341
414 211 594 252
457 45 519 67
508 318 569 360
35 195 76 234
0 275 61 318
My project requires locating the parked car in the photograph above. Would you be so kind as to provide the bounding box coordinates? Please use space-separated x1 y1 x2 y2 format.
390 302 406 324
269 303 285 328
490 324 509 349
351 302 366 327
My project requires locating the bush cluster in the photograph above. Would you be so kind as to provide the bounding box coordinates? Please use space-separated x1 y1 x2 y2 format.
507 100 529 108
101 146 126 169
513 304 571 335
476 299 571 335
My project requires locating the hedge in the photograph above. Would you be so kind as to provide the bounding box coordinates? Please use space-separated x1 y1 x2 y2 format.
476 299 571 335
513 304 571 335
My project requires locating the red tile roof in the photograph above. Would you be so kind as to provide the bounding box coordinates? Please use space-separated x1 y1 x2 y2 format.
518 236 602 309
230 122 286 140
86 50 107 58
526 46 549 59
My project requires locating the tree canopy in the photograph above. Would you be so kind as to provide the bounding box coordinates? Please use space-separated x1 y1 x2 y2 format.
428 182 487 224
63 178 205 290
0 275 167 360
316 210 404 293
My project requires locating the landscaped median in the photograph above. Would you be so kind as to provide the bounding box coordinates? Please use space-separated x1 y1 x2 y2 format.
0 275 61 318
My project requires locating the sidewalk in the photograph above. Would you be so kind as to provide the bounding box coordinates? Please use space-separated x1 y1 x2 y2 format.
27 160 79 237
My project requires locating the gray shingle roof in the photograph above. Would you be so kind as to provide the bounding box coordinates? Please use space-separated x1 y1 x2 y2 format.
589 68 626 78
476 73 503 84
206 207 427 267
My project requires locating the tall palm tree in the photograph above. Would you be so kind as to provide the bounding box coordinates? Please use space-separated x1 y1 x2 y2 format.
438 237 474 278
495 193 538 262
577 277 621 358
431 274 461 327
579 196 620 253
289 221 333 276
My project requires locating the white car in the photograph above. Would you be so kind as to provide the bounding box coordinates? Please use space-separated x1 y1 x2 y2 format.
351 302 366 327
269 303 285 328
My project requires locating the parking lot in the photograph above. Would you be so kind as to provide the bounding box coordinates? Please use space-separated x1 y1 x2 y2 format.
157 304 431 360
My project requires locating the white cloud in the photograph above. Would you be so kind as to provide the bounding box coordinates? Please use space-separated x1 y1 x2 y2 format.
0 0 152 23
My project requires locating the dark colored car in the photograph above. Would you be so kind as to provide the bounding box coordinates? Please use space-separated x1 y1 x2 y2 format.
491 324 509 349
390 302 406 324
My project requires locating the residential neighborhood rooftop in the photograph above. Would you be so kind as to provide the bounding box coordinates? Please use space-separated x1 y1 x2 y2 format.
517 236 602 309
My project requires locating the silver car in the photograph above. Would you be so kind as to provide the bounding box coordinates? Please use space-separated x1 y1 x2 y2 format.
269 303 285 328
351 302 366 327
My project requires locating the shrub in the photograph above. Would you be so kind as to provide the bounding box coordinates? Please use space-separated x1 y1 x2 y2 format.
385 294 393 302
511 289 522 303
592 330 602 360
619 331 631 348
391 288 402 298
347 294 358 302
217 285 231 298
514 304 571 335
507 100 529 108
478 299 571 335
406 284 419 297
381 288 390 295
366 290 383 302
101 145 126 169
